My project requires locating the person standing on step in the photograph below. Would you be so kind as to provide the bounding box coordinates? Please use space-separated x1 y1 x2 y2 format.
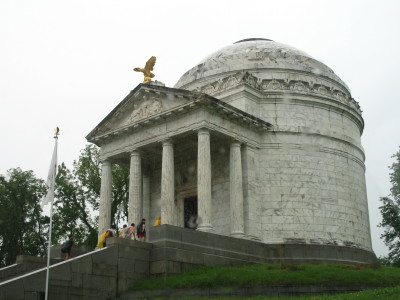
136 218 146 241
127 223 136 240
97 225 117 248
153 216 161 226
61 235 74 260
119 224 128 238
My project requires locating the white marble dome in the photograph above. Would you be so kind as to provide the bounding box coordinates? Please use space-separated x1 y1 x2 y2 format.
174 38 349 93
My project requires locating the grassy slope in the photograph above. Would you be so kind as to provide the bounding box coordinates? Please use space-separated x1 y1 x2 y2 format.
178 286 400 300
132 263 400 291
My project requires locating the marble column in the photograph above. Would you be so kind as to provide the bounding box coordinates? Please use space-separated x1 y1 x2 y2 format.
197 129 213 231
161 139 175 225
230 141 245 237
242 145 260 240
98 159 112 239
128 150 142 226
143 172 150 224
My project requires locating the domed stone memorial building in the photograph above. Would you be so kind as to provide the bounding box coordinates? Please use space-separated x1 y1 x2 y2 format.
87 39 376 264
0 38 378 300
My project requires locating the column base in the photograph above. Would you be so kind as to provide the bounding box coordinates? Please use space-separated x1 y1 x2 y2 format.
244 235 261 242
197 225 214 232
230 231 245 238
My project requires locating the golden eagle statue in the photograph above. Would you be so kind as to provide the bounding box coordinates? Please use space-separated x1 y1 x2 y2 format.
134 56 156 84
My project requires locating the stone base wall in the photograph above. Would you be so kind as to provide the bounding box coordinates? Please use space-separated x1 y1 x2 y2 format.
148 225 377 277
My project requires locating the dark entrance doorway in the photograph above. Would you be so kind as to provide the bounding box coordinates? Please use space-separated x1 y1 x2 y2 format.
184 196 198 229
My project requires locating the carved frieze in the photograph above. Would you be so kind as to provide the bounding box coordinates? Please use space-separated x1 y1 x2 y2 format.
265 80 281 90
194 71 362 114
129 97 163 123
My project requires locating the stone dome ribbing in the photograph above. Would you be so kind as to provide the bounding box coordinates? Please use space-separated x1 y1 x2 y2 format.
174 38 349 93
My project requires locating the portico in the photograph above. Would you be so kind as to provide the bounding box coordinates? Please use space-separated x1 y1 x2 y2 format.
87 84 270 240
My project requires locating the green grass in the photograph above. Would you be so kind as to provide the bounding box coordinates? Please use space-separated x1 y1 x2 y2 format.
176 285 400 299
131 263 400 291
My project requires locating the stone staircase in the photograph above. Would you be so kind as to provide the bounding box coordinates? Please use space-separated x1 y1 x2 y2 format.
0 245 91 284
0 255 62 284
0 238 151 300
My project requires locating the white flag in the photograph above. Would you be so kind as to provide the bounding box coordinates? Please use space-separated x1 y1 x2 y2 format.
41 140 58 207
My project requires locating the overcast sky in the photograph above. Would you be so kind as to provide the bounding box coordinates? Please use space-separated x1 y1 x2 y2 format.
1 0 399 257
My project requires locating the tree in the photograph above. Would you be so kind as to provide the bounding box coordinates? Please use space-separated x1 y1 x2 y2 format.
379 147 400 267
52 144 101 249
111 164 129 226
52 162 98 248
52 144 129 249
0 168 48 267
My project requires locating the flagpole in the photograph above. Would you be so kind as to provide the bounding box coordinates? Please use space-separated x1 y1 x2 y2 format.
44 129 59 300
44 176 54 300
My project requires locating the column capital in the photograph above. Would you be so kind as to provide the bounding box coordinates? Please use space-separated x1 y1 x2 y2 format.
242 143 256 151
161 138 173 146
230 140 241 148
130 149 142 157
101 159 112 166
197 128 210 136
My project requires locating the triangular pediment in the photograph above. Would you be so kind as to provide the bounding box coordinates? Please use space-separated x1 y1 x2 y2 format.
87 83 272 146
86 84 195 141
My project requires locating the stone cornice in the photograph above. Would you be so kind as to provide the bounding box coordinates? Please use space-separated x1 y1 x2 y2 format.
235 87 364 132
193 71 362 115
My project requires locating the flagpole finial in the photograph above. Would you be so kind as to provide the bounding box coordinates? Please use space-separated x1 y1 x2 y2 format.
54 127 60 138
